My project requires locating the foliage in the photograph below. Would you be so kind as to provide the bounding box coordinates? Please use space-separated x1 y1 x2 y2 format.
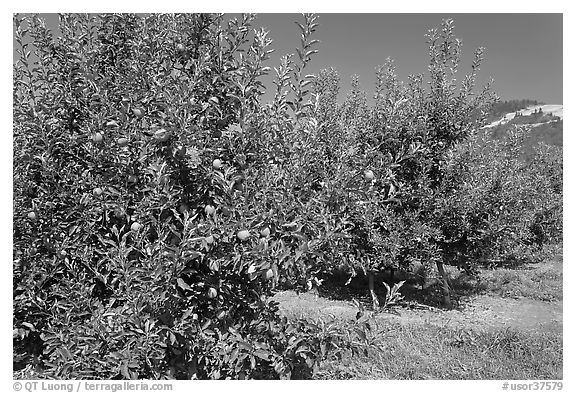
300 20 561 295
13 13 373 380
435 125 562 271
489 117 562 156
381 281 405 308
283 19 500 284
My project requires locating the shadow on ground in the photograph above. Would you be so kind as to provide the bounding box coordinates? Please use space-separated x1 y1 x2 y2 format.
280 247 563 313
315 269 463 310
313 263 555 311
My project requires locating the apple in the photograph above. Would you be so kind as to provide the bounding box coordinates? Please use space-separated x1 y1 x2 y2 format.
128 175 138 184
237 230 250 241
132 108 144 118
117 137 129 147
364 170 375 180
27 211 37 220
57 250 68 260
93 132 103 144
130 222 142 232
204 205 215 215
260 227 270 237
176 43 186 52
92 187 103 197
212 159 222 169
207 287 217 299
178 204 189 214
205 235 214 245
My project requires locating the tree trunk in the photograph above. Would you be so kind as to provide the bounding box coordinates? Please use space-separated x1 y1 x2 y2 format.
368 271 379 310
436 260 452 307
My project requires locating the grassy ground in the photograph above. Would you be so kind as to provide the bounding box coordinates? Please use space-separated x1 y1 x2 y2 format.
451 245 563 302
271 245 563 379
314 322 562 379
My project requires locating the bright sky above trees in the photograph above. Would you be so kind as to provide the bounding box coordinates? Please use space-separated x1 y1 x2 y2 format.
252 13 562 104
21 13 563 105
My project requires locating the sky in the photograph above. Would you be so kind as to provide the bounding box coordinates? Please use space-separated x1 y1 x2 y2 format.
251 13 563 104
24 13 562 105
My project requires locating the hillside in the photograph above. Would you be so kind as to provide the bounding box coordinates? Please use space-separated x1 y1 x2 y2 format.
486 99 543 122
481 103 563 157
484 104 563 129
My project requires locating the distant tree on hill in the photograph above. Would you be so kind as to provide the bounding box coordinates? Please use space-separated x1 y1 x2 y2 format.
488 99 543 121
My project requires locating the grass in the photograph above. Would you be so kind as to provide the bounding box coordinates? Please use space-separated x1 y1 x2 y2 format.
452 268 562 302
451 245 563 302
272 288 562 380
313 320 562 379
272 245 563 379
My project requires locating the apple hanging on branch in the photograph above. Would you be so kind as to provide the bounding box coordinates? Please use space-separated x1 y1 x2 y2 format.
207 287 218 299
132 108 144 118
237 230 250 241
92 132 103 145
106 120 119 129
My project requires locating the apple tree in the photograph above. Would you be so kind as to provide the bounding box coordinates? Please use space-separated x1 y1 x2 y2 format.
13 13 373 379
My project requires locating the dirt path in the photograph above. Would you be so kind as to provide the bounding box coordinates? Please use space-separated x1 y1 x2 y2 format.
272 290 562 333
273 253 563 333
387 295 562 332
